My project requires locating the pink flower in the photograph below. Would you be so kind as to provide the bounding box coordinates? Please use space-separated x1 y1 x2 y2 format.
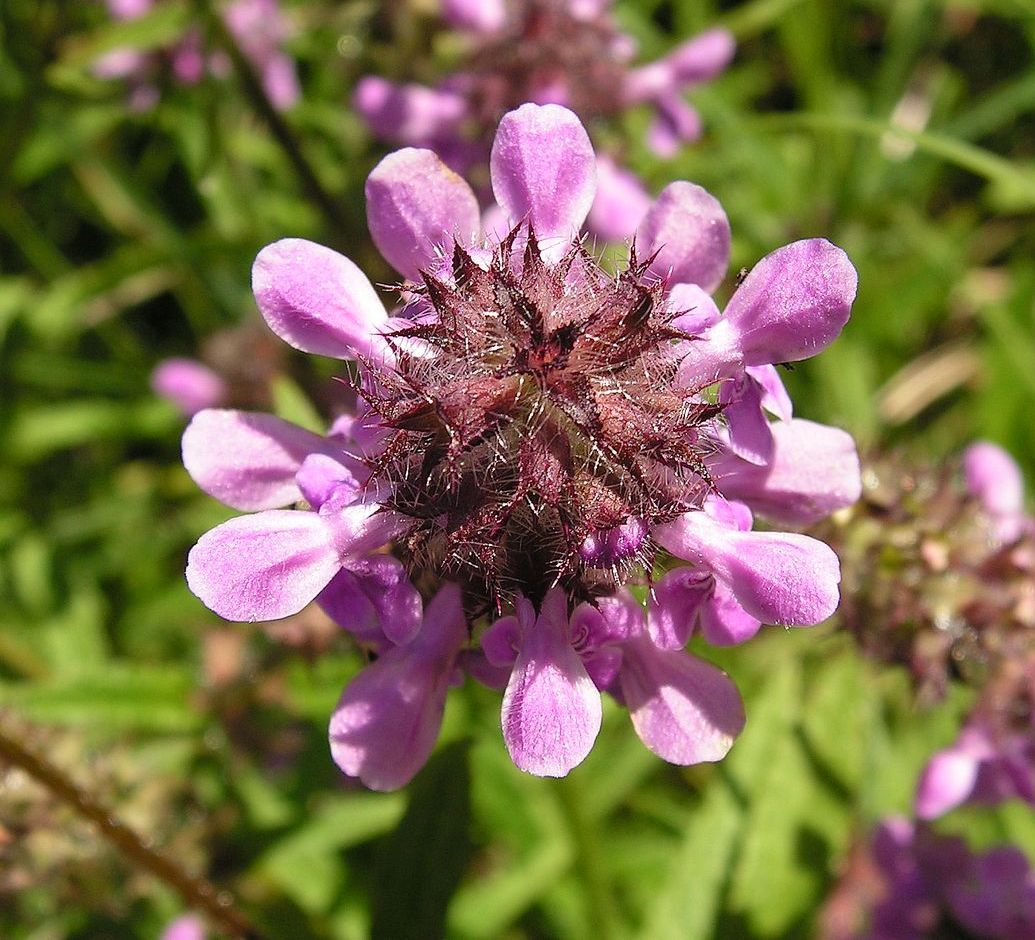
185 104 858 786
964 440 1030 543
354 1 735 239
95 0 299 111
151 358 227 416
160 914 205 940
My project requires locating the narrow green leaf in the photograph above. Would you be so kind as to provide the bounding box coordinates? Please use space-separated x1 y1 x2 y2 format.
371 741 474 940
637 779 741 940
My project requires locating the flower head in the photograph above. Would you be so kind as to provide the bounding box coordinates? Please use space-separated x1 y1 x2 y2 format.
184 104 859 787
95 0 299 111
355 0 735 238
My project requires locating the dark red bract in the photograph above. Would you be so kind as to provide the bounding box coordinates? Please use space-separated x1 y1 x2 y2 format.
363 229 719 609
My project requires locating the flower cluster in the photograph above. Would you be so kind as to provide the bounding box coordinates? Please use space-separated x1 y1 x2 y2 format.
821 817 1035 940
355 0 734 239
184 104 859 789
822 442 1034 702
819 441 1035 819
95 0 299 112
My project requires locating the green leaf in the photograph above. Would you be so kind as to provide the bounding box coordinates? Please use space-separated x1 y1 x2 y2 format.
637 779 741 940
257 792 406 914
371 740 474 940
0 664 200 732
271 375 325 433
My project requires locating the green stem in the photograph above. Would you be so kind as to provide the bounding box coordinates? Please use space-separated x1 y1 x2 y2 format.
554 775 618 940
0 715 264 940
196 0 351 245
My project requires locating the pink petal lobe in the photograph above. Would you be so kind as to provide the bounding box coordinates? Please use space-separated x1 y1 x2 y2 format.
183 409 347 511
365 148 481 281
586 155 652 242
501 590 602 776
964 441 1024 515
654 511 841 626
723 238 857 366
441 0 506 32
329 584 466 790
916 747 982 820
710 418 862 525
637 182 730 293
353 77 467 145
489 104 596 258
186 510 342 621
252 239 389 361
152 358 226 416
620 637 744 764
647 568 711 650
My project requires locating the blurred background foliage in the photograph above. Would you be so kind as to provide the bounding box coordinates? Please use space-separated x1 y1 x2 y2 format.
1 0 1034 937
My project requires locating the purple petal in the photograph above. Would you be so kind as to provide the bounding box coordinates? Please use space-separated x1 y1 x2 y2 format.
481 614 522 667
252 239 390 361
647 567 712 650
353 77 468 145
569 596 633 657
318 554 422 647
668 282 722 335
329 584 467 790
646 94 703 156
964 441 1025 518
698 581 762 646
710 418 862 525
186 510 342 621
151 358 226 416
719 374 774 466
365 148 481 281
637 182 730 293
665 28 736 84
489 104 596 258
654 511 841 626
501 589 602 776
586 155 652 242
702 494 753 531
261 53 300 111
746 364 793 421
722 239 857 367
915 747 982 820
294 453 362 510
107 0 153 18
182 409 347 511
316 568 381 647
441 0 506 32
620 636 744 764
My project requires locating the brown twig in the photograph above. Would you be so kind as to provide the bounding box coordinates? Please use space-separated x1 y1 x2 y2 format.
0 715 265 940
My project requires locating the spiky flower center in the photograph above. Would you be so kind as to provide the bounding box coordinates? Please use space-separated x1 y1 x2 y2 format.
464 0 630 131
364 231 718 609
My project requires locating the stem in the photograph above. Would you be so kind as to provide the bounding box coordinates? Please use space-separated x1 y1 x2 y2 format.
554 775 618 940
0 716 264 940
197 0 351 245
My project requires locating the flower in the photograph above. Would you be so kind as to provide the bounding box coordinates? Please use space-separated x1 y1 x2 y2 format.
151 358 227 416
820 817 1035 940
819 445 1035 703
915 653 1035 820
964 440 1030 543
354 0 735 239
160 914 205 940
184 103 859 788
95 0 299 111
